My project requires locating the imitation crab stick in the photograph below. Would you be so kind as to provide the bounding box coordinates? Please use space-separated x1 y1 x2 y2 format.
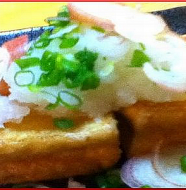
0 35 28 96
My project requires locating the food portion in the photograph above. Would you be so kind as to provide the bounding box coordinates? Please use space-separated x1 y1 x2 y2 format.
0 113 120 184
2 3 186 126
122 101 186 156
121 143 186 188
0 4 122 184
1 2 186 187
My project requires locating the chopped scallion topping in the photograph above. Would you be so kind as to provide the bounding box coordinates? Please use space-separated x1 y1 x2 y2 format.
46 5 70 27
180 155 186 173
40 51 56 72
46 17 70 27
75 48 98 71
37 70 63 87
15 57 40 69
46 102 59 110
34 38 51 49
81 72 100 91
28 85 41 93
59 37 79 49
141 185 152 188
53 118 74 129
13 4 101 113
34 30 51 49
57 5 70 18
14 70 35 87
130 49 151 67
45 96 61 110
92 26 105 33
60 58 79 73
95 169 126 188
62 75 83 89
40 30 51 39
58 90 82 110
26 47 34 56
52 27 63 34
139 42 146 51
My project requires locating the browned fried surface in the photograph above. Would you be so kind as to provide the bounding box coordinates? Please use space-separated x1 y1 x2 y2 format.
0 144 120 184
0 111 120 184
121 101 186 157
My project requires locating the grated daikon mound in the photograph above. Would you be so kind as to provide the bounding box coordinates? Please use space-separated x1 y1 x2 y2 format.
3 9 186 118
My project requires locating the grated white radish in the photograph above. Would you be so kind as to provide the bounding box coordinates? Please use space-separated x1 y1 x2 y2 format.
0 96 30 127
2 4 186 121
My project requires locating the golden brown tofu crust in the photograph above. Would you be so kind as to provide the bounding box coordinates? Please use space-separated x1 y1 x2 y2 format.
121 101 186 157
0 111 120 184
0 145 119 184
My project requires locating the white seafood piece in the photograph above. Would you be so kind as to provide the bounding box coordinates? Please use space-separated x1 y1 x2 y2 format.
68 2 166 42
144 63 186 92
121 142 186 188
0 47 10 81
0 96 30 127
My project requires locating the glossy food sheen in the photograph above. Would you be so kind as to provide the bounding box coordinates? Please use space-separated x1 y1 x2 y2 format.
0 113 120 184
0 5 185 186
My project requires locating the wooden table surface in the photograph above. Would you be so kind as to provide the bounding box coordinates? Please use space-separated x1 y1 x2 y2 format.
0 2 186 32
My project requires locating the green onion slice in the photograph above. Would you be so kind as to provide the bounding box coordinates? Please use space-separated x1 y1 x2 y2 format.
46 17 69 27
39 90 60 110
47 17 69 22
57 5 70 18
60 58 79 73
50 24 78 39
28 85 41 93
63 76 82 89
95 169 126 188
58 90 82 110
45 96 61 110
141 185 152 188
139 43 146 51
180 155 186 173
46 102 60 110
47 5 70 27
52 27 63 34
15 57 40 69
34 30 51 49
81 72 100 91
40 51 56 72
53 118 74 129
59 37 79 49
26 47 34 56
92 26 105 33
34 38 51 49
130 49 151 67
37 70 63 87
14 70 35 87
74 48 98 71
40 30 51 39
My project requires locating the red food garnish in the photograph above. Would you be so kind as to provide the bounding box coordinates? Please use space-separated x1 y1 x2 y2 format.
2 35 28 63
0 35 28 96
0 79 10 96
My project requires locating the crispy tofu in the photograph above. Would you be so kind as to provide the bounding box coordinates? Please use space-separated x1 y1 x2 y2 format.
0 111 120 184
121 101 186 157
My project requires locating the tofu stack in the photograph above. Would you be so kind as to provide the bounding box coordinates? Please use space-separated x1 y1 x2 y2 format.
0 2 186 184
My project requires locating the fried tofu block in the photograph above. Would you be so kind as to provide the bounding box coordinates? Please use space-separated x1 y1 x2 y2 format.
121 101 186 157
0 111 120 184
